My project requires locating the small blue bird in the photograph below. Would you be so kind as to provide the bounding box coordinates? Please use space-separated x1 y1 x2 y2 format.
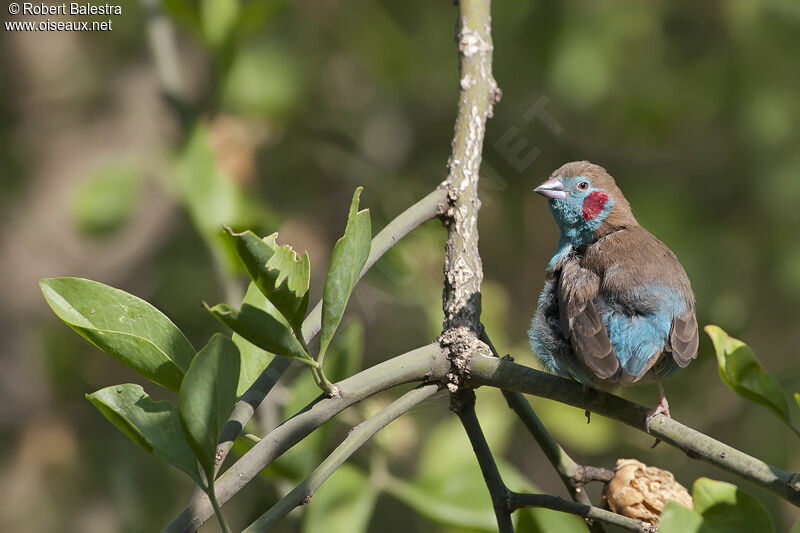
529 161 698 421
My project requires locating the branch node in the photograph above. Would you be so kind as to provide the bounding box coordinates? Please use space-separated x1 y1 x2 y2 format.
440 327 489 392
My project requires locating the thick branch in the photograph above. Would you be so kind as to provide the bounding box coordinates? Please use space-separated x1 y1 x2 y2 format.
509 492 655 533
469 354 800 508
163 343 448 532
243 384 442 532
451 389 513 533
442 0 498 332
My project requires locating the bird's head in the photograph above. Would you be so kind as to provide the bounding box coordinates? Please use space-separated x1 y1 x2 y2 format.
534 161 636 246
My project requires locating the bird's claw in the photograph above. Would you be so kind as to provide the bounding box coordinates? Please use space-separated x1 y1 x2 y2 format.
645 395 671 430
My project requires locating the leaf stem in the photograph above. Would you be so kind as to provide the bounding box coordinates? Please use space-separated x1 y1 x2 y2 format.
206 482 232 533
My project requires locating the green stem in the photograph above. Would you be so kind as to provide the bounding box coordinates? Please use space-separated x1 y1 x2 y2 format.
242 384 441 532
206 482 232 533
242 433 261 444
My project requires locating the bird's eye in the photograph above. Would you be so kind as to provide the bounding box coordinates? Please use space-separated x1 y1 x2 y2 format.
577 181 589 190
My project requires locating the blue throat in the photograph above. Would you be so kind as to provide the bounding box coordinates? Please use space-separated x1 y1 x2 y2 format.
543 175 615 270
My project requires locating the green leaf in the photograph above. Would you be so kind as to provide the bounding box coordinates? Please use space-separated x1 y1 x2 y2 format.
320 187 371 360
224 228 310 332
232 283 276 396
794 392 800 410
201 0 239 47
705 325 791 425
206 302 312 364
40 278 195 392
659 478 773 533
659 501 702 533
302 464 377 533
86 384 201 484
691 478 773 532
178 334 240 476
71 163 141 236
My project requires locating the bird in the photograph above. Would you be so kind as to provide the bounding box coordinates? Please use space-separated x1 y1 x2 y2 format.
528 161 698 424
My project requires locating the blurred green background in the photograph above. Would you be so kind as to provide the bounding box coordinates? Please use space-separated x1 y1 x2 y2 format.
2 0 800 531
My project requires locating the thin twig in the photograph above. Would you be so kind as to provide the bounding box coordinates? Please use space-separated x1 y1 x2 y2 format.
468 354 800 508
451 389 513 533
243 384 442 532
509 492 655 533
481 331 610 532
162 343 448 532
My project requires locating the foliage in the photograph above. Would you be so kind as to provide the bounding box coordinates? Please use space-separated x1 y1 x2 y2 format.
706 325 800 436
660 478 773 533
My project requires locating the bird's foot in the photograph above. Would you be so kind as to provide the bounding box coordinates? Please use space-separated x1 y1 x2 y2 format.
585 410 591 424
646 396 671 448
645 396 671 429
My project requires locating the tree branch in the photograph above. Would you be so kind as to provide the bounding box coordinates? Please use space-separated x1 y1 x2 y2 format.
243 384 442 532
441 0 498 333
509 492 655 533
468 354 800 508
451 389 514 533
163 343 448 532
481 331 610 532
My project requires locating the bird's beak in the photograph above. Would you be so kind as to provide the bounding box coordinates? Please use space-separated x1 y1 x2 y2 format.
533 178 566 200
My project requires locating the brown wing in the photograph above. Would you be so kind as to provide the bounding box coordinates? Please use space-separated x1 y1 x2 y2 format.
668 306 699 368
558 259 620 381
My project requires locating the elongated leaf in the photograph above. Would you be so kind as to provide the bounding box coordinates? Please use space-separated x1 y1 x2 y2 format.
40 278 195 392
232 283 276 396
179 334 240 475
320 187 371 359
87 384 201 484
206 302 312 363
224 228 310 332
705 325 791 425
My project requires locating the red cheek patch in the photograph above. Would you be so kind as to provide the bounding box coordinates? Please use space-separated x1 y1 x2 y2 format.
582 191 609 220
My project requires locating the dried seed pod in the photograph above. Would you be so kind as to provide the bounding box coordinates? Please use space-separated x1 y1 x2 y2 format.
604 458 693 522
